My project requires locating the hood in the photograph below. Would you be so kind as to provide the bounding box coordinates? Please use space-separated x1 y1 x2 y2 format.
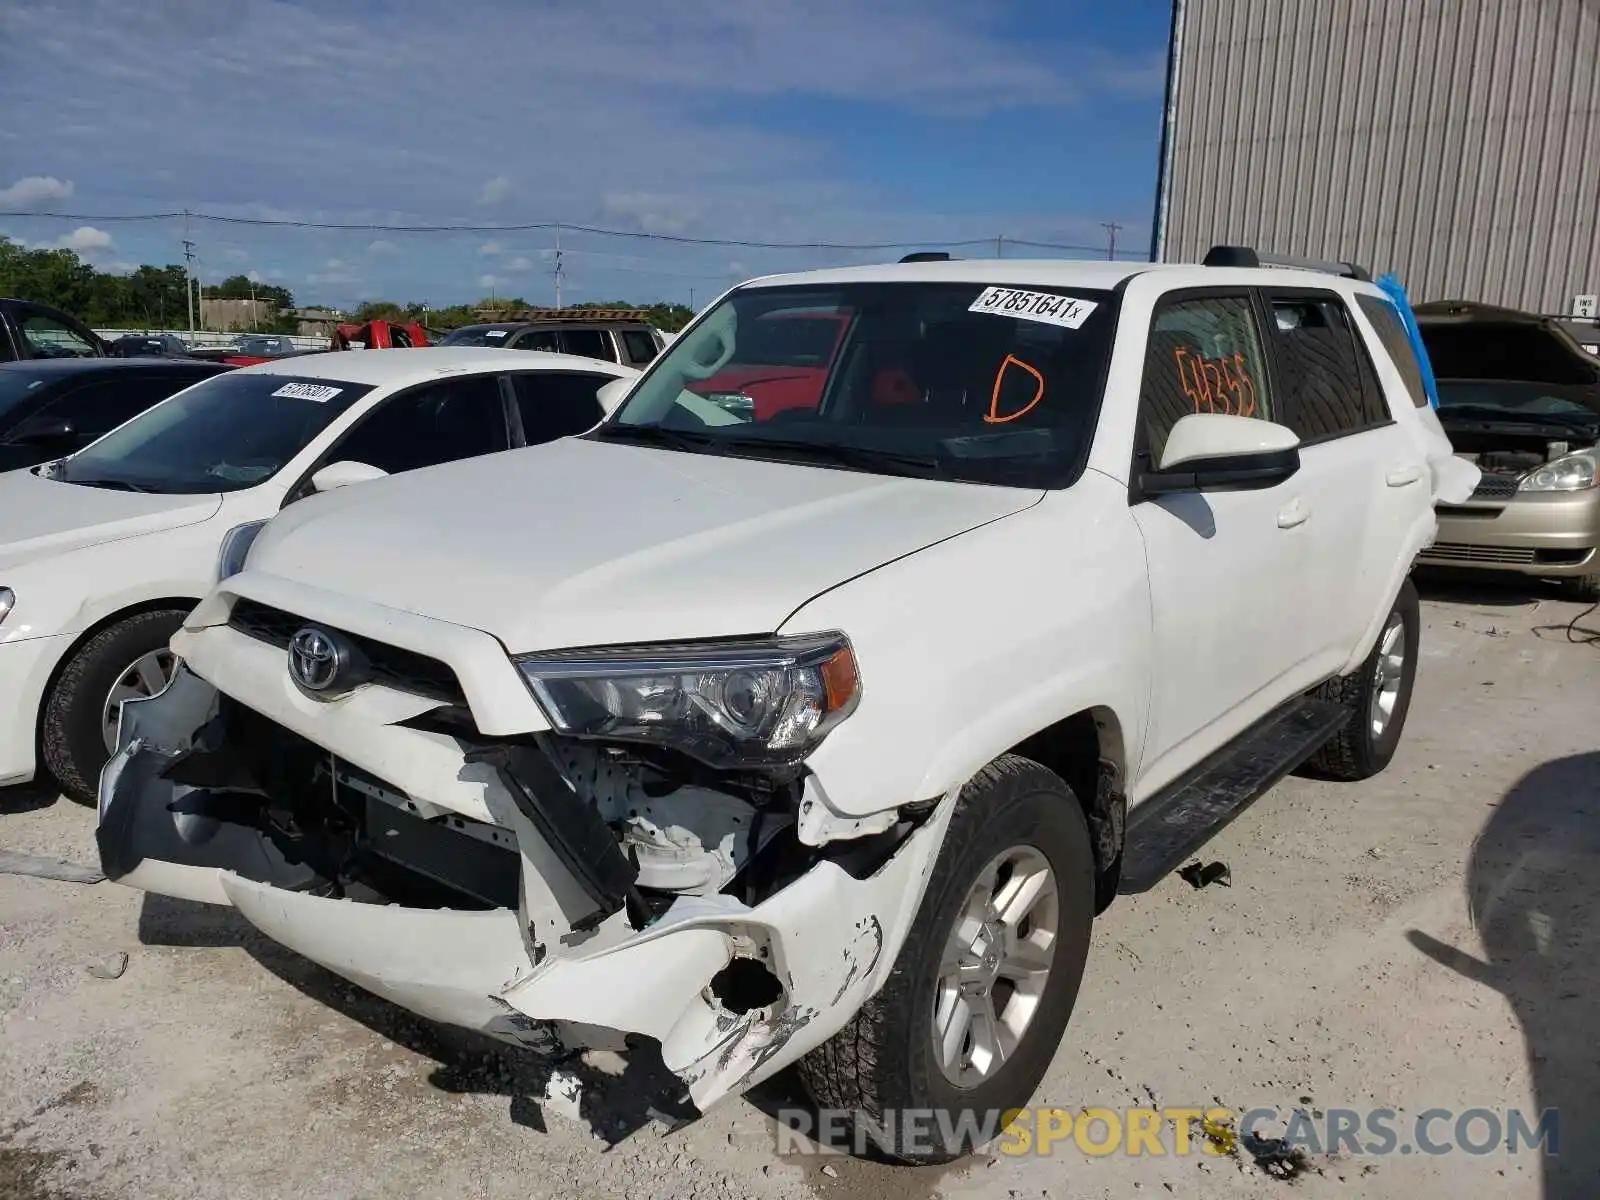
1415 301 1600 398
248 437 1040 653
0 469 221 573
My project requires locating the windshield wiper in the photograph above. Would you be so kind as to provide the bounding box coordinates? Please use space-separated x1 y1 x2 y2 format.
714 435 947 477
1441 404 1600 433
592 423 724 454
65 476 154 493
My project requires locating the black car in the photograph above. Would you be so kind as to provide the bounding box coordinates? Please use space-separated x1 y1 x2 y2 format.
0 358 230 472
0 298 107 363
109 333 191 358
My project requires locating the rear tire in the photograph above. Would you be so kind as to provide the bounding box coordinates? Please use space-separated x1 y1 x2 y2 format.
796 755 1095 1163
1304 579 1419 781
1558 573 1600 604
40 609 186 806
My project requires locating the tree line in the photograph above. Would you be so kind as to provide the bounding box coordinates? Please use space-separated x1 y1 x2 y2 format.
1 237 697 334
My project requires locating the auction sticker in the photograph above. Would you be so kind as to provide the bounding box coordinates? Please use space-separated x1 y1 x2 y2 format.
272 382 343 403
969 287 1098 330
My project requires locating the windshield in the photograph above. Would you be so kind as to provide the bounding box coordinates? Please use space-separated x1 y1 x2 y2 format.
1436 380 1600 421
62 372 374 493
0 371 53 426
441 324 516 347
604 282 1117 487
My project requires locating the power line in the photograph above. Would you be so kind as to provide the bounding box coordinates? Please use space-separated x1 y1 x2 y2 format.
0 207 1138 256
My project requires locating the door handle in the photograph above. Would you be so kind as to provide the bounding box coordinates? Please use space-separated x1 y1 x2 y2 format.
1277 498 1310 529
1386 464 1425 487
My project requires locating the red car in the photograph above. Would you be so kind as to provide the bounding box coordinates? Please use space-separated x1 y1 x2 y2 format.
690 310 850 421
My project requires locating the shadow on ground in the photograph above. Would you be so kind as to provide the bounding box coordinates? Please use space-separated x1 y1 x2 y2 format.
1412 570 1556 608
1408 752 1600 1198
0 780 60 817
136 892 689 1146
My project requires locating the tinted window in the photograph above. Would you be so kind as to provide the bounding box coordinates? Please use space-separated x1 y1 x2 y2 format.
621 330 659 365
610 282 1118 488
511 329 561 352
1265 293 1388 439
441 324 517 347
560 329 615 361
1357 295 1430 409
0 370 57 426
511 371 608 443
731 315 843 367
333 375 507 474
63 373 374 493
1139 294 1273 461
19 312 97 359
42 374 197 436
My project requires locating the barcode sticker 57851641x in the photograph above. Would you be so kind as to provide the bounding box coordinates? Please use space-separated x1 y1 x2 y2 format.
968 287 1099 330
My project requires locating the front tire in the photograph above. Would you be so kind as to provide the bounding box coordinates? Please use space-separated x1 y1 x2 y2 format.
1304 579 1420 781
797 755 1095 1163
40 609 185 805
1557 573 1600 604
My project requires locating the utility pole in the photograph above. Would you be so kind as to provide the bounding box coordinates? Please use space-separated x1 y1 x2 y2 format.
551 225 564 309
247 276 257 332
689 287 695 311
1102 221 1123 261
997 234 1005 258
181 237 197 333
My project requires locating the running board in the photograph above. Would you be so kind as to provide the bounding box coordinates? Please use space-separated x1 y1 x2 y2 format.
1118 696 1349 894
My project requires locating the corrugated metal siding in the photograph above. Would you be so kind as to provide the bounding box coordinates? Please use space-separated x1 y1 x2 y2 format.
1161 0 1600 314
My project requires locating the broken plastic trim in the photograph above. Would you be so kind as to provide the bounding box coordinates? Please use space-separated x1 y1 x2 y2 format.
465 741 640 931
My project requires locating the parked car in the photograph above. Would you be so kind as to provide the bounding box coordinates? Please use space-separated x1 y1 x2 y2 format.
442 309 663 368
0 347 635 802
108 333 191 358
0 358 229 473
224 334 307 366
685 308 850 420
1412 301 1600 600
0 298 106 362
96 249 1474 1162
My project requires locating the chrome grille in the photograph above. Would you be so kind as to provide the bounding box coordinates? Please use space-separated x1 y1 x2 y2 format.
1418 542 1538 565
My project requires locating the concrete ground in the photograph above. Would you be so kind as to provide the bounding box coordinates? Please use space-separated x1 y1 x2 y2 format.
2 582 1596 1200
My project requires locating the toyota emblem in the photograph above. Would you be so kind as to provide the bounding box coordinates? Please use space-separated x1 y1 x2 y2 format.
288 626 346 696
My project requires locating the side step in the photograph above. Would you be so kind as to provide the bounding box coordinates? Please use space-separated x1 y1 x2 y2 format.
1118 696 1349 894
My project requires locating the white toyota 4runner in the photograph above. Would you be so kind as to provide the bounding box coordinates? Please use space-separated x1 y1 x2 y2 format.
98 248 1478 1161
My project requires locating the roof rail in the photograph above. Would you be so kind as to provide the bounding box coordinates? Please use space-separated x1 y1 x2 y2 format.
1202 244 1371 281
473 306 652 323
899 251 952 263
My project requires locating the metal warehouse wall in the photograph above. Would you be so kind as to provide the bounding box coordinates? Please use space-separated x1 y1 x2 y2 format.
1157 0 1600 314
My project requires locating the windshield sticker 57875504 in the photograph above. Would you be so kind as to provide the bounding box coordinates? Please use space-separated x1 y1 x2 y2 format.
969 287 1099 330
271 382 343 403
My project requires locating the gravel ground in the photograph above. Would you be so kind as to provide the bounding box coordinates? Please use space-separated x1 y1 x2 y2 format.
2 582 1596 1200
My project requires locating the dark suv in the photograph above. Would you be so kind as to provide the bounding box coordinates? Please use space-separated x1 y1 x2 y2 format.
0 298 106 362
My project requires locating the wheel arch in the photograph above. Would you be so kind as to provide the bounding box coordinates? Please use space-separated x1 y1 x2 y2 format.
1005 705 1127 911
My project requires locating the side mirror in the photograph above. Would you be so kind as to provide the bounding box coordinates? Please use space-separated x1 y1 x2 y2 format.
595 376 634 415
310 460 388 492
9 414 75 446
1141 413 1301 496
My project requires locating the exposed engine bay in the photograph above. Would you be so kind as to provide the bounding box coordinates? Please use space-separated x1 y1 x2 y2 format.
1446 429 1589 480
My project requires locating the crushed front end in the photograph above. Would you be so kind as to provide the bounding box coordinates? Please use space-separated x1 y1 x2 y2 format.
97 582 952 1110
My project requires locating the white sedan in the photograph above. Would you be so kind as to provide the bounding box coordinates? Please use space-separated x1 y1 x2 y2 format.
0 347 636 802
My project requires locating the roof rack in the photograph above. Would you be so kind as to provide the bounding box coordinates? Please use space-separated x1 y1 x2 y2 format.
1202 245 1371 281
899 251 952 263
473 306 652 323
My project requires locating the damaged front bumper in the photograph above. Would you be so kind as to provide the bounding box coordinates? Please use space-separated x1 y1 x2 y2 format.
97 661 953 1110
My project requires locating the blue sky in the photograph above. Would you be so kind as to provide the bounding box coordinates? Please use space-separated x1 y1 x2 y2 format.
0 0 1172 311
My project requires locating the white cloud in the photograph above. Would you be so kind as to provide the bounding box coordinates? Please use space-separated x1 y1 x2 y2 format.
601 192 699 236
0 175 75 207
505 255 535 272
478 273 501 290
51 225 114 253
477 241 503 255
307 256 358 286
367 239 399 255
478 176 511 206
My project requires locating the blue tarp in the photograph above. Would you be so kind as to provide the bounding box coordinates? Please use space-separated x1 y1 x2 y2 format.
1374 273 1441 408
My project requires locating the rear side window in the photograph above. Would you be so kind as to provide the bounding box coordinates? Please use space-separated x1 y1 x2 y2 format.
511 371 608 443
1138 294 1273 462
620 330 659 365
1356 295 1430 408
1264 293 1389 439
512 329 561 352
560 329 615 361
333 376 508 474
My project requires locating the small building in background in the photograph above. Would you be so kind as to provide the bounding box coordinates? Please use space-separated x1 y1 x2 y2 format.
199 296 278 332
290 307 344 338
1155 0 1600 316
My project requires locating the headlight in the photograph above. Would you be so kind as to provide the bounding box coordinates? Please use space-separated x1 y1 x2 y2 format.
1520 451 1597 492
0 587 13 626
215 520 267 583
517 632 861 769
